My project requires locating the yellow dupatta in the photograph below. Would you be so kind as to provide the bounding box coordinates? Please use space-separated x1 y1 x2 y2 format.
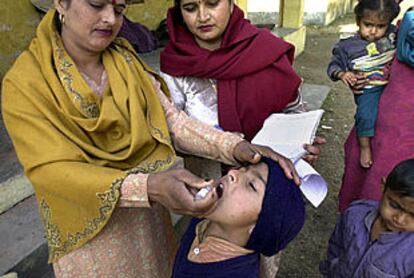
1 10 175 262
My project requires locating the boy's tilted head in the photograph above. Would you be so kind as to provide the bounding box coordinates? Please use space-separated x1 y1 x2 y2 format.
379 158 414 232
245 157 305 256
205 157 305 256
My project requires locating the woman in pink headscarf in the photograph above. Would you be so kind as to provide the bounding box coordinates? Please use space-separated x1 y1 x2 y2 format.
159 0 325 178
159 0 325 276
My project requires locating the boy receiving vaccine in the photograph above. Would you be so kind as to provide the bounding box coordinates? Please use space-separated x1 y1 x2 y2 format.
172 157 305 277
327 0 400 168
320 159 414 277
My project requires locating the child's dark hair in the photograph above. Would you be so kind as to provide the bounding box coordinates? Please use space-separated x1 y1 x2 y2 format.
354 0 400 23
385 158 414 197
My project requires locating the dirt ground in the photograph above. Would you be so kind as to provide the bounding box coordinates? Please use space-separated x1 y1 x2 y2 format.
277 14 357 277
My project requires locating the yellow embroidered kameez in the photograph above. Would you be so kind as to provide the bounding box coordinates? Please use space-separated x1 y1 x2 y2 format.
2 10 243 277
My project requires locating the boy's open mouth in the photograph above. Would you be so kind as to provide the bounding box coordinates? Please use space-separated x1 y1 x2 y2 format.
216 183 224 199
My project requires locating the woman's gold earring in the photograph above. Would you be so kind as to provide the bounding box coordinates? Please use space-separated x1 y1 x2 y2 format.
59 13 65 25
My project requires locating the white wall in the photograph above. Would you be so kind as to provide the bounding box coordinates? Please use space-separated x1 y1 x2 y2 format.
247 0 352 25
248 0 279 12
248 0 329 13
304 0 328 13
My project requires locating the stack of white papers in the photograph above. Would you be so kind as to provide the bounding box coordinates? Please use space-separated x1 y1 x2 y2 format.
252 110 328 207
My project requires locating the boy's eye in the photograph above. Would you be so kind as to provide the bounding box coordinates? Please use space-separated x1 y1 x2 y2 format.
249 182 257 192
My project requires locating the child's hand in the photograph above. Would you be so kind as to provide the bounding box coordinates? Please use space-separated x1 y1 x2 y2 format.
338 71 358 87
350 72 368 95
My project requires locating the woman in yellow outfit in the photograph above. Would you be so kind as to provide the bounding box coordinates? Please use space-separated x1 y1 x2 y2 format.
1 0 302 276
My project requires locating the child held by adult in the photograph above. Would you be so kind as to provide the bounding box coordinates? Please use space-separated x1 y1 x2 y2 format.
172 157 305 277
320 159 414 277
327 0 400 168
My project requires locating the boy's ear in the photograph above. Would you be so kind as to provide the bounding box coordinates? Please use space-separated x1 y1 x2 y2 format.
381 177 387 192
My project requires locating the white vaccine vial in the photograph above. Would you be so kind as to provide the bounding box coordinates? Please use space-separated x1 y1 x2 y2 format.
194 186 212 201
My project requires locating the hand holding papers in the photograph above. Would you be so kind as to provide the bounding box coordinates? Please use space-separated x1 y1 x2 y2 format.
252 110 327 207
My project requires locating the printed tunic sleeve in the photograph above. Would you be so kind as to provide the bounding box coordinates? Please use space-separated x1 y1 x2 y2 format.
118 173 151 208
150 75 243 166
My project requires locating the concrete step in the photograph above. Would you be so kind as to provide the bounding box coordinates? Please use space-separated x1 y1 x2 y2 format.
0 196 52 277
301 83 330 111
0 175 33 215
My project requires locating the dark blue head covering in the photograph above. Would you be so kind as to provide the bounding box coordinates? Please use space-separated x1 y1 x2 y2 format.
245 157 305 257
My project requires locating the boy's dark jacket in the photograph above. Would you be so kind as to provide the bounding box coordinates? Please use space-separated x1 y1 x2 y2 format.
171 218 260 278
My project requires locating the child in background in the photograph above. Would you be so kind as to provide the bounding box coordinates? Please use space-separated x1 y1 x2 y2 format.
172 157 305 278
320 158 414 277
327 0 400 168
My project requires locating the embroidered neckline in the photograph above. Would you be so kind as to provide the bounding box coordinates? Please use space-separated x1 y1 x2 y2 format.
80 70 108 97
53 31 100 118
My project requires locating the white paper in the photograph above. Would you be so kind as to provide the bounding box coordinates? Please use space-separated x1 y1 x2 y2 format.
252 110 324 162
295 159 328 207
252 110 328 207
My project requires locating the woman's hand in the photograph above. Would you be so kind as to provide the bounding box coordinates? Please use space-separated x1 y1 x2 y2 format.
302 136 327 163
233 140 301 185
147 169 217 216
